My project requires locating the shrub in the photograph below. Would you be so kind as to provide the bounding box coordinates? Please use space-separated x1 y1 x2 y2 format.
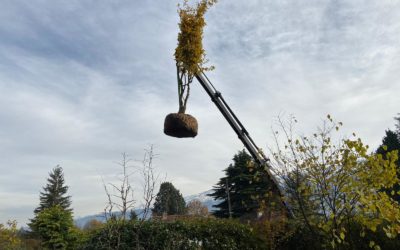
81 218 267 249
0 220 22 250
277 220 400 250
32 206 76 249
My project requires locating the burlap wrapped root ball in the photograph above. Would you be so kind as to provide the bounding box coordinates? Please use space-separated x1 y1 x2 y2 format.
164 113 198 138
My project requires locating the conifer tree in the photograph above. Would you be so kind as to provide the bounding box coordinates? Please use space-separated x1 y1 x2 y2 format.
34 166 72 214
377 125 400 202
377 129 400 157
152 182 186 216
209 150 272 218
395 113 400 135
30 166 72 232
33 206 75 249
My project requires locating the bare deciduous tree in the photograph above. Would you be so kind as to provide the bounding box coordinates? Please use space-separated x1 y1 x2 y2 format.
103 152 135 221
139 144 160 220
186 199 209 217
101 145 162 250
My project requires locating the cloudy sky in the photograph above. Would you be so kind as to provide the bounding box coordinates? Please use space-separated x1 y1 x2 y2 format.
1 0 399 226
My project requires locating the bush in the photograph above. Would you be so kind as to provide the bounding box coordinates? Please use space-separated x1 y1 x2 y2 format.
0 220 22 250
344 222 400 250
277 220 400 250
81 218 267 250
277 223 325 250
32 206 76 249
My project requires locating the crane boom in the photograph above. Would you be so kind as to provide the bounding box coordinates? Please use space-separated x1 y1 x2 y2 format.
195 72 292 216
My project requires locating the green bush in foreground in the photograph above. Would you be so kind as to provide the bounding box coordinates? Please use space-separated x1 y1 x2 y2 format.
32 206 77 249
81 218 267 250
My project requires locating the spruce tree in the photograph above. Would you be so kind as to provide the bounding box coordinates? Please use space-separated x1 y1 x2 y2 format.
34 166 72 213
30 166 72 232
152 182 186 216
208 150 272 218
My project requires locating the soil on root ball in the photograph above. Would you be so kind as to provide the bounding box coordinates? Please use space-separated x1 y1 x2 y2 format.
164 113 198 138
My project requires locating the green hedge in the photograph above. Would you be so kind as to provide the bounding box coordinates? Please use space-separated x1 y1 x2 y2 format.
80 218 267 250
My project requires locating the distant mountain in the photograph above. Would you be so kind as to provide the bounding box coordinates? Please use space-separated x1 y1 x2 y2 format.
184 190 220 212
75 190 221 228
74 209 147 228
74 213 106 228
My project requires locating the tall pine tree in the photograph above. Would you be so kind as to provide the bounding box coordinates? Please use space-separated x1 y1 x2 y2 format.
152 182 186 216
30 166 72 231
208 150 272 218
34 166 72 213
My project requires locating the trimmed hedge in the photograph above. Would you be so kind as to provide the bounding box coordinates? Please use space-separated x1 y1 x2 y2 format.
81 218 267 250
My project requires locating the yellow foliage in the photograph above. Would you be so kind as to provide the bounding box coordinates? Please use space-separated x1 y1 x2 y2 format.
0 220 21 250
175 0 216 76
270 115 400 248
174 0 217 113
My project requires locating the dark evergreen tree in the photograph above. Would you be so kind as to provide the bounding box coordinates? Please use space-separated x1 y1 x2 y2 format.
394 113 400 135
377 129 400 202
30 166 72 232
129 209 138 221
34 166 72 213
152 182 186 216
377 129 400 157
208 150 272 218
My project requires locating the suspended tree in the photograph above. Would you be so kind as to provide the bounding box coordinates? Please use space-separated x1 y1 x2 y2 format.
164 0 217 138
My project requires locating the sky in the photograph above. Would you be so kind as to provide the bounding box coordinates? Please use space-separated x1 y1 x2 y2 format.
0 0 399 226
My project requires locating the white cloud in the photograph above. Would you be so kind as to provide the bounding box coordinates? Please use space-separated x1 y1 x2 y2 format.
0 0 399 225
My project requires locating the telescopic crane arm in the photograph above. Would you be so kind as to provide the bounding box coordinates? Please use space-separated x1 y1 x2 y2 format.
195 71 292 217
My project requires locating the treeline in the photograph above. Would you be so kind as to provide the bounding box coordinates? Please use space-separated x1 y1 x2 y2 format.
1 114 400 249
